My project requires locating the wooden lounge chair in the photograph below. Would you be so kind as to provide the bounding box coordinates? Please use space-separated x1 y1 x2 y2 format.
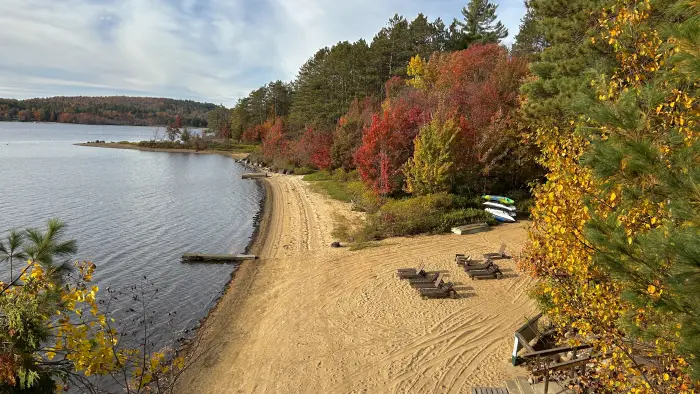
420 282 456 299
455 254 469 263
397 262 425 274
397 270 429 280
455 254 479 266
483 243 510 260
411 273 444 289
467 264 503 280
463 259 493 271
397 263 428 280
408 272 440 285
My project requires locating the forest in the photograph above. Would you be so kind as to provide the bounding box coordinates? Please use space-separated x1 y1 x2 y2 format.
206 0 533 197
0 96 215 127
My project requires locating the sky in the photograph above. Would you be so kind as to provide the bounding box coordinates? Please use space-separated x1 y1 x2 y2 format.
0 0 526 107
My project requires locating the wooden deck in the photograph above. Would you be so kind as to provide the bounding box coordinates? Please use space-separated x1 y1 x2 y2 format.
472 388 509 394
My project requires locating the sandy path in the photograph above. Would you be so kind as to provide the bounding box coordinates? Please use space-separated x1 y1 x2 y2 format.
175 176 535 393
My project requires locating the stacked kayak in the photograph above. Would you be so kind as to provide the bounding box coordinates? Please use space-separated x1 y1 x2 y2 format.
482 195 516 222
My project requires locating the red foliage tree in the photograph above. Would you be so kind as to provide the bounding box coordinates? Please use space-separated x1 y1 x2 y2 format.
420 44 529 184
287 127 333 170
242 124 266 143
261 117 287 162
57 112 75 123
331 97 378 170
353 99 426 194
173 115 183 129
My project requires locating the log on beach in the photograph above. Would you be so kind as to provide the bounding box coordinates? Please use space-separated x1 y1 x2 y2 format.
181 253 258 263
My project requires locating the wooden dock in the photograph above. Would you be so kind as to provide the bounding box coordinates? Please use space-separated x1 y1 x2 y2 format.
181 253 257 263
451 222 489 235
242 173 269 179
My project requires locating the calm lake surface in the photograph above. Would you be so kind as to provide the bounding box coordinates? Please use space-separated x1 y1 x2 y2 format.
0 122 262 353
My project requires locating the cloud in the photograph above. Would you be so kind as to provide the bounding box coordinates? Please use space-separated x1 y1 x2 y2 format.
0 0 525 106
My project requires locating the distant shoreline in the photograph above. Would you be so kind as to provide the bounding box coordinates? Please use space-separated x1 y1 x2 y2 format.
76 142 249 160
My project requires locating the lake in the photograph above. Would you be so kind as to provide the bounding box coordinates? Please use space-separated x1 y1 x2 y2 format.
0 122 262 369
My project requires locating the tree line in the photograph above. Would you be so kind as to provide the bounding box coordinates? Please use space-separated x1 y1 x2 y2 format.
0 96 215 127
207 0 534 196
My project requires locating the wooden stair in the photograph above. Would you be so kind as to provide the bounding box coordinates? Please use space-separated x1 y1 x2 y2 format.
474 376 572 394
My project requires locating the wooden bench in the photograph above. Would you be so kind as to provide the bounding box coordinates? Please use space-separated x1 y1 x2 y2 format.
451 222 489 235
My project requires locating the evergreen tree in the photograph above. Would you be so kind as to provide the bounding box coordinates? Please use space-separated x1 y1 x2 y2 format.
511 1 546 58
519 0 610 125
450 0 508 49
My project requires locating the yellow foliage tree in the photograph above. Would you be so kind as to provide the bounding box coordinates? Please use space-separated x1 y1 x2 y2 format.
521 0 699 391
1 259 186 392
406 55 427 89
404 116 459 195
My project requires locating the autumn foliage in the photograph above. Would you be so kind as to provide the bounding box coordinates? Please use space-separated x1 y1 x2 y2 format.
520 0 699 391
354 99 426 194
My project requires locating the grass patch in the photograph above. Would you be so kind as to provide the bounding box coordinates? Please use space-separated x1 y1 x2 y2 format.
134 139 259 153
303 171 334 182
309 181 353 202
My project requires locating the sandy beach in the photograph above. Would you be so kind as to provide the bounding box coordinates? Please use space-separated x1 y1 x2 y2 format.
175 175 536 393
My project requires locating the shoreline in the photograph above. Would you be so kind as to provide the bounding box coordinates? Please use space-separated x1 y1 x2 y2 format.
174 176 535 393
75 141 268 369
76 142 250 160
83 142 536 392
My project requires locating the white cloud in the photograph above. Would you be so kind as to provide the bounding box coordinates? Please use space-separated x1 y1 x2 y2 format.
0 0 525 106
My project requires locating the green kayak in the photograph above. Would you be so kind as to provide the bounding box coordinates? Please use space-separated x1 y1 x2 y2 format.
482 195 515 205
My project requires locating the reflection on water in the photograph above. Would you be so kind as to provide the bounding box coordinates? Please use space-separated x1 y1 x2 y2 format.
0 122 261 358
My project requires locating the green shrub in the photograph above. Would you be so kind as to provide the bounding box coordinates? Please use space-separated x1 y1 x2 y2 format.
452 195 484 209
516 198 534 218
346 181 382 213
293 167 315 175
362 193 452 237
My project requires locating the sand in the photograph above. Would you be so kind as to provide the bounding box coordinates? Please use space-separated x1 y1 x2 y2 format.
175 175 536 393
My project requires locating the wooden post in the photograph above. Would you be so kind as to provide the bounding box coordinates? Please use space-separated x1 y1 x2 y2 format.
544 373 549 394
571 348 578 378
512 335 520 365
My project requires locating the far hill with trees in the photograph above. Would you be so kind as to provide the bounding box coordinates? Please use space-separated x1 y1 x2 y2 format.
0 96 217 127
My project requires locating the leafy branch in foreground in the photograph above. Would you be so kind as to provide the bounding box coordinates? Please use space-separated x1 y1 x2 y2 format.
0 220 203 393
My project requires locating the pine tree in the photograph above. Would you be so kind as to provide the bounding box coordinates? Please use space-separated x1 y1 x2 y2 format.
450 0 508 49
511 1 546 58
581 0 700 382
521 0 700 389
519 0 610 125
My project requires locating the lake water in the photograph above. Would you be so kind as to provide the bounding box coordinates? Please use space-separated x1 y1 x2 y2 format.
0 123 262 366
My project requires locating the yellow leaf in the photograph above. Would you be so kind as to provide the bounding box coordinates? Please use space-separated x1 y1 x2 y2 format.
648 285 656 294
663 373 670 381
610 192 617 202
